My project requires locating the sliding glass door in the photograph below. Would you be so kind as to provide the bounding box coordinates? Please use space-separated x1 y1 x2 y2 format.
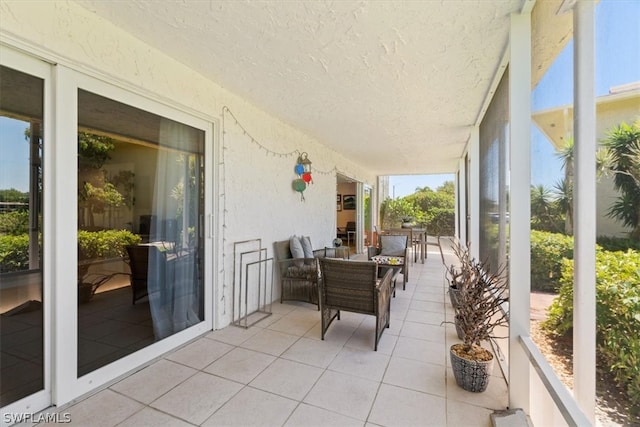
0 51 52 417
1 48 214 416
56 71 214 403
76 90 206 376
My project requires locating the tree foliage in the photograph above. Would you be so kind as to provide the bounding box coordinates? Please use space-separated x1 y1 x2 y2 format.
380 180 455 235
599 120 640 238
77 132 132 228
530 184 564 233
553 120 640 238
78 132 115 169
0 188 28 203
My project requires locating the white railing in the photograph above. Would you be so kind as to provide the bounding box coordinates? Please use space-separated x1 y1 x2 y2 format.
519 335 591 427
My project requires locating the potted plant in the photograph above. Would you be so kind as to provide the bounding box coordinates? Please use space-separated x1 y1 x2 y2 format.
400 216 414 228
446 242 509 392
77 229 141 303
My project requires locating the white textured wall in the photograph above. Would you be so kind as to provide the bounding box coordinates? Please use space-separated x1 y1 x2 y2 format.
0 0 376 327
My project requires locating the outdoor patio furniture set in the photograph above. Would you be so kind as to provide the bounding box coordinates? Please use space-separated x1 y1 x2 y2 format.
274 234 411 350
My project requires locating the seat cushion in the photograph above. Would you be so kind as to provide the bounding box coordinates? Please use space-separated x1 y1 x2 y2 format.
300 236 314 258
379 235 406 257
290 235 305 258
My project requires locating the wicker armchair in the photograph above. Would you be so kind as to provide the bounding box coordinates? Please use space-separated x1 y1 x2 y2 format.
367 233 410 289
274 238 324 308
318 258 393 351
126 245 162 305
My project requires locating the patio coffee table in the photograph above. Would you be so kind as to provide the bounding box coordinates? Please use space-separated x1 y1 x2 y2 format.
371 255 406 293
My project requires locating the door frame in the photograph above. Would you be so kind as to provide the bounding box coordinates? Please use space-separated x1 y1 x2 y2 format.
0 46 53 426
52 66 216 406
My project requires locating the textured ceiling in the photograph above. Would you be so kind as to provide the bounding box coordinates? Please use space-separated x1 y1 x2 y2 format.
75 0 524 175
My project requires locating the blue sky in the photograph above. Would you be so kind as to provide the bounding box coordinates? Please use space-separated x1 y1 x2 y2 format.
0 117 30 192
392 0 640 199
389 174 455 199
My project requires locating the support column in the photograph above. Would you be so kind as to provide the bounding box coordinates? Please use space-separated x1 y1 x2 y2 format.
508 11 532 413
573 0 597 423
468 127 480 259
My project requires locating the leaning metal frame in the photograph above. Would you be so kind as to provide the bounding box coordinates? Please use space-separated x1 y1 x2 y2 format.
232 239 273 328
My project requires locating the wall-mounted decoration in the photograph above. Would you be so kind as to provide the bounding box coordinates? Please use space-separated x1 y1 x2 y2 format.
343 194 356 210
337 194 342 211
292 152 312 201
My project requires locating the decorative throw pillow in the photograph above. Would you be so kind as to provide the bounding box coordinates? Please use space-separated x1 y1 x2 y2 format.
289 235 305 259
380 235 407 257
300 236 314 258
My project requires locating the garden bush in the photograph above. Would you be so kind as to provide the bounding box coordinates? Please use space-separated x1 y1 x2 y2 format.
1 230 141 274
0 210 30 235
78 229 141 260
422 207 455 236
0 234 29 273
597 235 640 252
530 230 575 292
543 249 640 414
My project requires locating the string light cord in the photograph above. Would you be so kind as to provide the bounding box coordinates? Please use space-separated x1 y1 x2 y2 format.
219 106 363 311
222 106 344 176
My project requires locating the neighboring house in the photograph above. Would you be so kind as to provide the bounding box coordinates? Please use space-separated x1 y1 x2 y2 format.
532 83 640 237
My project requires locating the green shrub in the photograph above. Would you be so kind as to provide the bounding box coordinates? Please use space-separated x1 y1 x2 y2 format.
1 230 141 274
597 235 640 252
78 229 141 260
423 207 455 236
544 249 640 413
0 210 30 235
0 234 29 273
530 230 575 292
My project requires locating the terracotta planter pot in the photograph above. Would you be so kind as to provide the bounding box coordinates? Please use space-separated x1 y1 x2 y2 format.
450 344 494 393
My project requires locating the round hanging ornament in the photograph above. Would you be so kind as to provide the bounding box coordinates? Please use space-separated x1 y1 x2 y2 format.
292 178 307 201
292 152 313 201
302 172 312 183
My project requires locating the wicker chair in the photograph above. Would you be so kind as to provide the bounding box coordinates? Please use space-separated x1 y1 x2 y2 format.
274 238 324 308
367 233 410 289
126 245 157 304
318 258 393 351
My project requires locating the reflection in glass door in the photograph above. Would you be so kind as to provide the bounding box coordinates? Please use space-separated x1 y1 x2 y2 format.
364 186 373 247
76 90 205 376
0 65 45 406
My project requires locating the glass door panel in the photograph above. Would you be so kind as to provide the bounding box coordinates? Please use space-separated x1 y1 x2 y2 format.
76 90 205 376
0 65 45 406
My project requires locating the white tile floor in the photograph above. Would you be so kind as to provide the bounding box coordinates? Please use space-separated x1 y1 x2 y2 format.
36 249 508 426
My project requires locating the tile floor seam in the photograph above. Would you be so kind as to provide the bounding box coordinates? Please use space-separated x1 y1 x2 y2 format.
198 383 276 426
113 399 199 427
36 243 505 427
287 360 330 416
363 368 390 426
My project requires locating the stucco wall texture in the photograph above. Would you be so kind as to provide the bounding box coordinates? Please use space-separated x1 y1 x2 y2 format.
0 0 376 327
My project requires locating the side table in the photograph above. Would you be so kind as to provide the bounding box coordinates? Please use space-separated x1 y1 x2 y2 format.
324 246 350 259
371 255 406 292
